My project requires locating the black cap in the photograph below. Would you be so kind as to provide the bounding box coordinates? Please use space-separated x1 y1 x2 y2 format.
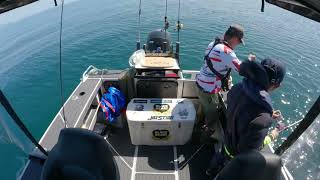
225 24 245 45
261 58 286 84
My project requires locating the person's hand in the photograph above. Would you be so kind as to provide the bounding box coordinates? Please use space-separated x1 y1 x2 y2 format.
228 76 233 89
270 129 280 140
247 53 256 61
276 122 286 132
272 110 282 120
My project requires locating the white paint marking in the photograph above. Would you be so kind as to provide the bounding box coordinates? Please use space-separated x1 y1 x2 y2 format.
131 146 139 180
179 144 205 169
74 79 102 127
173 146 179 180
136 171 175 175
268 144 294 180
104 137 132 170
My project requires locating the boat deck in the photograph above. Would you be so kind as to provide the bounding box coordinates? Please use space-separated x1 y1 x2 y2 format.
18 69 293 180
106 126 214 180
40 78 101 150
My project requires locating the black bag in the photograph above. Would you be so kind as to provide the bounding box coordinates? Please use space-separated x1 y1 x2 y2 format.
204 38 232 91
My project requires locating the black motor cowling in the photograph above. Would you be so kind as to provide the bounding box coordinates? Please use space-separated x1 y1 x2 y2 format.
146 29 171 53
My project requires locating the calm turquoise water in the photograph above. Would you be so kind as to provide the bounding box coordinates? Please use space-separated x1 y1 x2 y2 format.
0 0 319 179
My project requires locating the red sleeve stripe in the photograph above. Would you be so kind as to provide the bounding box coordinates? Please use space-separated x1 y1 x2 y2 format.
197 79 215 84
210 87 221 94
210 57 222 62
232 59 240 71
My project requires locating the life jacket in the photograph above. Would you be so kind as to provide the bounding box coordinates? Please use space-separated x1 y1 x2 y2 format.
100 87 126 123
204 38 232 91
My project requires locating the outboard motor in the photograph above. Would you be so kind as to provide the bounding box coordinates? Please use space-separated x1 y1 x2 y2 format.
215 150 281 180
145 29 171 53
41 128 119 180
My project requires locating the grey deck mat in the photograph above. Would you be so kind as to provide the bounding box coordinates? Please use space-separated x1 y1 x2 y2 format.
106 126 135 167
106 125 216 180
137 146 174 172
114 156 132 180
177 144 214 180
136 174 175 180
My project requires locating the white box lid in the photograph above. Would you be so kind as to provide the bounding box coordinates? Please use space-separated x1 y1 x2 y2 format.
126 98 196 122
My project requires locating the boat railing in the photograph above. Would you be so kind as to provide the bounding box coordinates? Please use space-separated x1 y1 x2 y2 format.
82 65 97 82
181 70 199 81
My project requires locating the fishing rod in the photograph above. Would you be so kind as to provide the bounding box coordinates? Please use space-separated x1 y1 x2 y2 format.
136 0 142 50
163 0 169 51
175 0 182 61
164 0 169 31
279 119 303 133
177 0 181 42
275 95 320 155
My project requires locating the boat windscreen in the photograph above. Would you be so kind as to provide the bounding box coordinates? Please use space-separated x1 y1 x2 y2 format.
266 0 320 22
0 104 36 158
0 103 37 178
281 115 320 179
0 0 39 14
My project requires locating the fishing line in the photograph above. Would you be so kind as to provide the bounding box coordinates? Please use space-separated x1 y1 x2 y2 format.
59 0 67 128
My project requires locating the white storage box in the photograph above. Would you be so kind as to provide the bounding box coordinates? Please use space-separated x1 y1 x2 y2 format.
126 98 196 145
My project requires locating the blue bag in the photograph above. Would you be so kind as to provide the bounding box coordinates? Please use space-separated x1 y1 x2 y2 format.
100 87 126 123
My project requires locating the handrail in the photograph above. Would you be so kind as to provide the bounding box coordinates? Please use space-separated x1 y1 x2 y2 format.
181 70 200 80
82 65 97 82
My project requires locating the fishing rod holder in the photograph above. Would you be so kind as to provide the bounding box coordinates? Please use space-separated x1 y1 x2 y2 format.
136 41 141 50
175 42 180 60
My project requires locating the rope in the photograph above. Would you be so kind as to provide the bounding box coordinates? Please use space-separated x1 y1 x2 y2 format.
59 0 67 128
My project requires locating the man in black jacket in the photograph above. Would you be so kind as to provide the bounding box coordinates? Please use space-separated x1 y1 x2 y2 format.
206 58 286 176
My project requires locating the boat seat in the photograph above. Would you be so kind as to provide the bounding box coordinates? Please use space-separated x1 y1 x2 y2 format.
215 150 281 180
41 128 119 180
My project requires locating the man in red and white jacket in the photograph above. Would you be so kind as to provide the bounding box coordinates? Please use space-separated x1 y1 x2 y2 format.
196 24 255 130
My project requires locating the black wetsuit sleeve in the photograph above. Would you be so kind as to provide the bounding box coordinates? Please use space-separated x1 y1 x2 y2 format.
237 113 273 153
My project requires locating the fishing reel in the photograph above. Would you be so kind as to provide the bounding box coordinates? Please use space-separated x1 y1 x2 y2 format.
164 16 170 30
175 22 183 31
